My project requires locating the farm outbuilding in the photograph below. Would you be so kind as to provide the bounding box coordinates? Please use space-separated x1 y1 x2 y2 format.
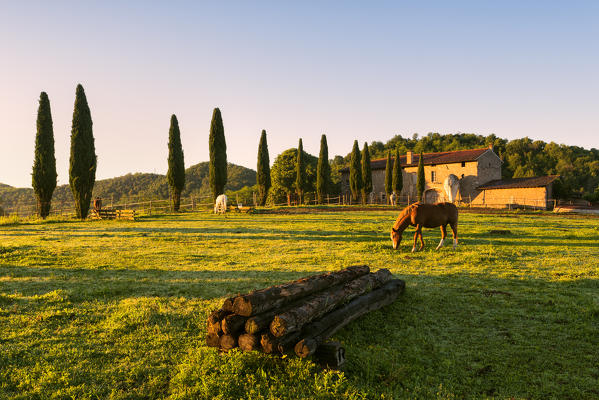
474 175 559 210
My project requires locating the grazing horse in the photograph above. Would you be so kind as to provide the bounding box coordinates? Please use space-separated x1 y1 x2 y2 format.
214 194 228 214
390 202 458 252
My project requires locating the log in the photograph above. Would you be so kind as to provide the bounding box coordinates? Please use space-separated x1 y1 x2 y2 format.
260 332 302 354
220 334 238 351
271 269 393 337
294 279 405 358
260 333 278 354
207 308 229 325
245 298 306 334
238 333 261 352
207 308 229 335
314 341 345 369
207 319 223 335
206 333 221 347
222 314 247 335
233 265 370 316
222 297 236 312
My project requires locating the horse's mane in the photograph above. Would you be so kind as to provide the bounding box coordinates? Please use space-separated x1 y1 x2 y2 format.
393 203 419 230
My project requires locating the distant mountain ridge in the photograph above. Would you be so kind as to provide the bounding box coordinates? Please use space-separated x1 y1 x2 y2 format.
0 162 256 209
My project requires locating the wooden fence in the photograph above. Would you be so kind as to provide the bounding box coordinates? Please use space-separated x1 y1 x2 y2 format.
1 190 576 220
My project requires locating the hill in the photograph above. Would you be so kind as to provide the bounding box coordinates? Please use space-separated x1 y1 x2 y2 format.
0 162 256 210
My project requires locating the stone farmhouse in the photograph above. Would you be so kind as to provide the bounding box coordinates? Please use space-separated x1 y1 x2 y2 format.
340 146 558 209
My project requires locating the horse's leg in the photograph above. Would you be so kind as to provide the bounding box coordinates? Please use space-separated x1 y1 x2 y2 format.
450 222 458 249
418 229 425 251
436 225 447 250
412 225 421 253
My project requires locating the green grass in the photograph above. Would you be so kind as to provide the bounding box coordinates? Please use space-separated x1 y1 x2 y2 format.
1 209 598 399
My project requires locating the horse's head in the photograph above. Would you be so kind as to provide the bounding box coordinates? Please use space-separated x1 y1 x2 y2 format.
390 227 402 249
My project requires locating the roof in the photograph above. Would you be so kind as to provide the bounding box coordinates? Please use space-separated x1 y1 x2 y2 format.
477 175 560 190
340 147 495 172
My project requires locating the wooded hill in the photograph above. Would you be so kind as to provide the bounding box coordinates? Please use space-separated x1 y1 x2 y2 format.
0 162 256 209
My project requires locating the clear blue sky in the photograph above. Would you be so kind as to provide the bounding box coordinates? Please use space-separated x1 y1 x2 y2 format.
1 1 597 188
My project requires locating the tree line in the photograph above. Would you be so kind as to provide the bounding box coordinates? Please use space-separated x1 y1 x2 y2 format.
23 88 599 219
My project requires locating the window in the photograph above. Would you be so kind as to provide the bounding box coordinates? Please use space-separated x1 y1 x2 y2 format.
461 162 466 167
431 171 436 182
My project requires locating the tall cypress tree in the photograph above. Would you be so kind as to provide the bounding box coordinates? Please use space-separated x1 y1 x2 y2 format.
417 151 425 202
69 84 96 219
32 92 57 218
209 108 227 201
167 114 185 212
295 138 306 203
384 151 392 203
361 142 372 205
316 134 330 204
349 140 362 203
256 129 271 206
392 148 403 197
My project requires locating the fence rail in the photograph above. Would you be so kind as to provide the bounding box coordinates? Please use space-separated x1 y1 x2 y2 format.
2 190 576 220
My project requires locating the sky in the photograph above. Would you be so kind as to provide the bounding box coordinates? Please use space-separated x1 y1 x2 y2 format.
1 1 598 188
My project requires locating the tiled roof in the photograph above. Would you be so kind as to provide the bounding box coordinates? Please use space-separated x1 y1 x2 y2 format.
477 175 560 190
341 147 494 172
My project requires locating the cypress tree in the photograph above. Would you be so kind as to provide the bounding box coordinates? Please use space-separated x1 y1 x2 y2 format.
384 151 392 203
392 148 403 197
361 142 372 205
417 151 425 202
167 114 185 212
209 108 227 201
316 134 330 204
295 138 306 203
32 92 57 218
256 130 271 206
349 140 362 203
69 84 96 219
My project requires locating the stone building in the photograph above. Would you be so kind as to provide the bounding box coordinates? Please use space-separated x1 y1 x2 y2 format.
474 175 559 209
340 146 558 209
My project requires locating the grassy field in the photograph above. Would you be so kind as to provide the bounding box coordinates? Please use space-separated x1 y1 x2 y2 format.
1 208 598 399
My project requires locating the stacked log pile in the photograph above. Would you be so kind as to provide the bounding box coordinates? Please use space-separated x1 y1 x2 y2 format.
206 265 405 365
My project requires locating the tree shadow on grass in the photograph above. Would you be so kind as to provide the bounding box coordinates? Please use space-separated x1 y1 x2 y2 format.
332 273 599 398
0 265 335 304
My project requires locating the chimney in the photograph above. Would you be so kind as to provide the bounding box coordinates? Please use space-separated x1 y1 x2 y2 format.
406 151 413 164
488 144 494 151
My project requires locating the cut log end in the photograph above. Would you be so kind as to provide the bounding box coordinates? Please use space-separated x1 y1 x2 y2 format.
222 297 236 312
295 338 318 358
238 333 261 352
206 333 221 348
233 297 252 317
220 334 238 351
260 333 277 354
270 315 288 338
245 318 260 335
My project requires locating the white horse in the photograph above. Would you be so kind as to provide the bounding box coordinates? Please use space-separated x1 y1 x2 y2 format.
214 194 228 214
443 174 460 203
390 192 397 206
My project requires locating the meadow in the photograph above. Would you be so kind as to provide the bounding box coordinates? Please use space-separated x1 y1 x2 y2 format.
0 208 598 399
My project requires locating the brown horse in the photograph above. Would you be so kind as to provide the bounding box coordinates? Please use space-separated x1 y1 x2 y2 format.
390 202 458 252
